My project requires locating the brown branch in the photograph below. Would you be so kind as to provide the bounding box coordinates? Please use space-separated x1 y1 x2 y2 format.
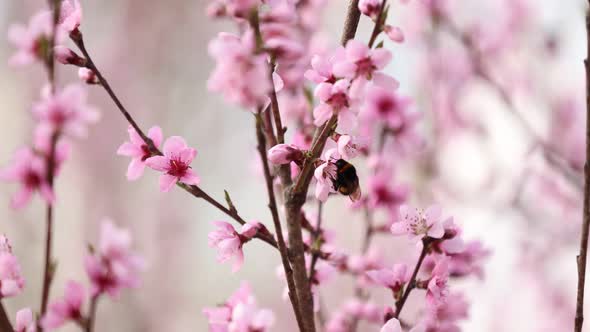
0 301 13 332
85 296 99 332
575 5 590 332
281 3 362 330
255 113 305 331
40 0 61 322
308 201 323 285
394 239 430 319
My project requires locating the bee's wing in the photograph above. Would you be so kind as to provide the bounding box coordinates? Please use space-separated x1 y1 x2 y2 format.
349 186 362 202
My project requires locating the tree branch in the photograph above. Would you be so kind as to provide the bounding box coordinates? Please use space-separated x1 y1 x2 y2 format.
394 239 430 319
575 4 590 332
0 301 13 332
255 113 305 331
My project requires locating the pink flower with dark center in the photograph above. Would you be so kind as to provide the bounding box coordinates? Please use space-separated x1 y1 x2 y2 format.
8 11 62 67
208 221 261 272
32 84 100 138
333 39 392 80
366 264 410 294
0 236 25 299
367 171 409 215
145 136 200 192
0 147 53 209
117 126 163 181
85 219 144 298
304 50 345 84
390 205 445 242
41 280 85 330
58 0 82 33
15 308 36 332
447 240 490 279
364 85 411 129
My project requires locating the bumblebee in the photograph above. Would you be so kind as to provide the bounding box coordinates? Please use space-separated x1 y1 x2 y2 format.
332 159 362 202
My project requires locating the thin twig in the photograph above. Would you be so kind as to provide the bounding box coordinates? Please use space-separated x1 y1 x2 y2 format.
308 201 323 285
255 113 305 331
367 0 388 48
575 4 590 332
40 0 61 322
85 296 99 332
394 239 430 319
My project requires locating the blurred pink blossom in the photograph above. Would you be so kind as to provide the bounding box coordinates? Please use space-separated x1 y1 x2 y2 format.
208 221 261 272
117 125 163 181
41 280 85 330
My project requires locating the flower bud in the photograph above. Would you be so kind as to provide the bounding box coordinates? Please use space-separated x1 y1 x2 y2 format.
54 46 87 66
78 68 99 85
384 25 405 43
358 0 382 20
267 144 304 165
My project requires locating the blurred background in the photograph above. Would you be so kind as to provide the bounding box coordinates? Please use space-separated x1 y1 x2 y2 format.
0 0 588 331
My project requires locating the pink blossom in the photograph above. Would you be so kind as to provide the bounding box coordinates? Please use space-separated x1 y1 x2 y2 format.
0 236 25 298
40 280 85 330
0 147 54 209
144 136 200 192
15 308 36 332
203 282 275 332
32 84 100 138
336 134 368 159
333 39 392 80
267 144 304 164
208 221 261 272
367 171 409 215
313 79 358 130
85 219 144 298
366 264 410 294
384 25 405 43
426 257 449 310
390 205 445 241
358 0 383 19
58 0 82 33
447 240 490 279
8 11 62 67
363 85 411 129
117 126 163 181
304 50 343 84
208 31 271 109
313 150 339 202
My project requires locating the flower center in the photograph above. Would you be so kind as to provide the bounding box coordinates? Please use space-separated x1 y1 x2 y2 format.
140 145 151 161
24 170 41 189
168 158 189 177
328 92 349 110
376 96 396 115
356 58 375 77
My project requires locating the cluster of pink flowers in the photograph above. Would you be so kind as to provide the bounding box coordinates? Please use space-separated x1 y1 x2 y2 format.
203 282 275 332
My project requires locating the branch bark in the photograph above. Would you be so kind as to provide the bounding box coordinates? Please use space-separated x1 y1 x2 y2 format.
0 302 13 332
575 5 590 332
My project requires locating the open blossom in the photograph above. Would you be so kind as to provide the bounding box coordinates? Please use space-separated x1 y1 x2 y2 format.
447 240 490 278
0 236 25 298
145 136 200 192
336 134 368 159
367 171 409 216
313 150 339 202
363 85 411 129
313 79 358 130
333 39 392 80
32 84 100 138
208 31 271 109
208 221 261 272
426 257 450 310
367 264 410 294
85 219 144 298
267 144 304 164
305 50 343 84
0 148 54 209
203 282 275 332
58 0 82 33
8 11 61 67
390 205 445 242
117 126 163 181
40 280 85 330
15 308 36 332
381 318 424 332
